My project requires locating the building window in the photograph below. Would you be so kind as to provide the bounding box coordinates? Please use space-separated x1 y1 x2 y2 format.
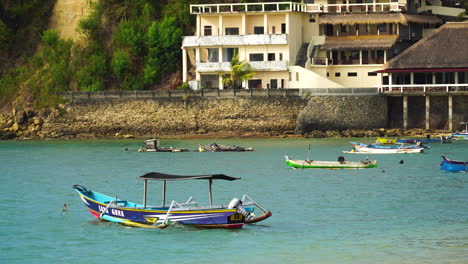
377 24 387 33
271 79 278 89
225 27 239 35
272 26 276 34
248 79 262 89
254 27 264 34
249 53 264 61
340 24 347 33
281 23 286 34
348 72 358 77
327 72 330 77
281 79 284 88
296 72 299 81
268 53 275 61
335 72 341 77
204 25 212 36
368 72 378 76
279 53 283 61
309 14 315 23
208 48 219 62
223 48 238 62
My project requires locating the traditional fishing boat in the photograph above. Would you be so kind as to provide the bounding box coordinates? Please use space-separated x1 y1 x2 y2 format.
284 155 377 169
73 172 271 229
138 139 189 152
451 122 468 140
199 143 254 152
343 142 425 154
440 156 468 172
375 137 397 144
397 136 451 144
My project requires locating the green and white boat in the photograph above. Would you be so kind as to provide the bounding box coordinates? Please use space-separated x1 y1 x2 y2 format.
285 155 377 169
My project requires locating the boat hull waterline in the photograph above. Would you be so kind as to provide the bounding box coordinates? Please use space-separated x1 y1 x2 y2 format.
285 156 377 169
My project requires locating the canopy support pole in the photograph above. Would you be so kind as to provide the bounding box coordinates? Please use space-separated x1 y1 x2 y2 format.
209 179 213 206
143 179 147 208
162 180 166 207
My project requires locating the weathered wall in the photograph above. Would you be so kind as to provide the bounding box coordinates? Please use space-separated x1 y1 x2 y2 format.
295 95 388 133
43 97 308 137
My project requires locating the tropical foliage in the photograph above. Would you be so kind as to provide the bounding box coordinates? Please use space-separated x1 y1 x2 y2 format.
222 53 255 89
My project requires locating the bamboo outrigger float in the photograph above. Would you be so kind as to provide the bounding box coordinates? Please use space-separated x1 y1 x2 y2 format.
73 172 271 229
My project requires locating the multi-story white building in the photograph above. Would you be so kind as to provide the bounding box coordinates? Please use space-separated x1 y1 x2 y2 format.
181 0 465 90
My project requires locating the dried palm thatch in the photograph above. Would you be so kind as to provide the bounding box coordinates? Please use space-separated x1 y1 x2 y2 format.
321 35 399 50
319 13 442 25
385 22 468 69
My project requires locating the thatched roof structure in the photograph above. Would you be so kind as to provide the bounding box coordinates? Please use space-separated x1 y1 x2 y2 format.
319 13 442 25
321 35 399 51
384 22 468 70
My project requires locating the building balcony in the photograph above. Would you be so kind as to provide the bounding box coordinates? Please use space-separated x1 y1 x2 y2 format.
190 2 306 14
190 1 406 15
196 61 288 72
182 34 288 48
250 61 289 71
196 62 231 73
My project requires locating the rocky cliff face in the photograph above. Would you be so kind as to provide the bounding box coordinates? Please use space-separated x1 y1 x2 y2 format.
41 97 308 138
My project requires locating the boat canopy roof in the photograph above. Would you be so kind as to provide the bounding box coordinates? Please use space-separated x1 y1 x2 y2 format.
139 172 240 181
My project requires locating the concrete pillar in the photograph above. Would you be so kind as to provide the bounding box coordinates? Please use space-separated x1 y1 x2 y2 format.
359 50 362 65
242 14 246 35
182 49 187 82
196 15 201 36
403 95 408 130
285 14 289 34
425 96 430 130
219 75 224 90
219 15 223 35
454 72 459 84
432 73 436 84
410 72 414 85
384 50 387 62
389 73 393 91
264 14 268 34
448 95 453 131
219 47 223 62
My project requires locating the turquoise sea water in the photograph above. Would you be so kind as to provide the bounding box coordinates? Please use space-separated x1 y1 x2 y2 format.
1 138 467 264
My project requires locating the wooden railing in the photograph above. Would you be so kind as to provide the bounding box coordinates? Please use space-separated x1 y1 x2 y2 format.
378 84 468 93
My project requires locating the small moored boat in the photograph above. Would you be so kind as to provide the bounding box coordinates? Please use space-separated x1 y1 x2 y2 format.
285 155 377 169
440 156 468 172
451 122 468 140
397 135 451 144
343 142 425 154
73 172 271 229
138 139 189 152
199 143 254 152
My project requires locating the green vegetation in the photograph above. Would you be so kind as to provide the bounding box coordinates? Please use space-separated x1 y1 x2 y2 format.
0 0 284 109
222 53 255 89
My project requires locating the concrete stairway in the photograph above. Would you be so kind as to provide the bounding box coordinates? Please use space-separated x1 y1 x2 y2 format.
294 43 309 67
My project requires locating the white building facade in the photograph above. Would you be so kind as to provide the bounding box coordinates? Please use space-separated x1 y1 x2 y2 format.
181 1 463 90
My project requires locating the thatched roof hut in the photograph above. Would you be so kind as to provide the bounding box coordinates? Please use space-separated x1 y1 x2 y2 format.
383 22 468 70
321 35 399 51
319 13 442 25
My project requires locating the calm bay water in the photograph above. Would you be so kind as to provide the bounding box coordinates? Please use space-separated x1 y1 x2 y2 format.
1 138 467 264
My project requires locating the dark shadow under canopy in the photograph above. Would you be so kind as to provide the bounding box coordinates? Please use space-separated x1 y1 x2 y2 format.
139 172 240 181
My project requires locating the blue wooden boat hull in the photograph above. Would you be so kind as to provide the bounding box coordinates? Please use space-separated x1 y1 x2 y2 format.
440 157 468 172
73 185 245 228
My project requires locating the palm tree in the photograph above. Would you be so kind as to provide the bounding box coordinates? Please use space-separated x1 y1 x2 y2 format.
221 53 254 89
